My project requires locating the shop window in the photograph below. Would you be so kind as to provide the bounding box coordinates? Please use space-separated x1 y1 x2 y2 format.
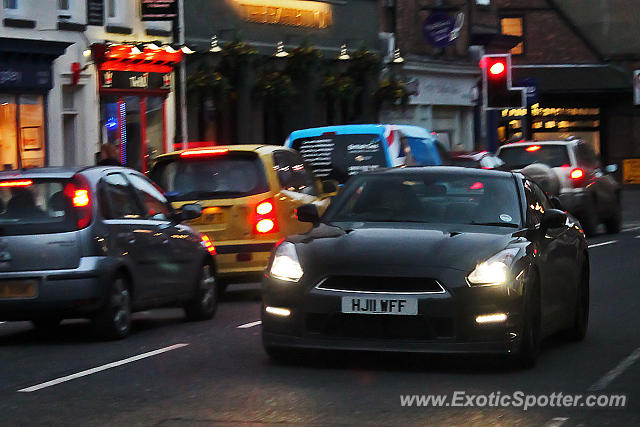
0 94 45 170
501 17 524 55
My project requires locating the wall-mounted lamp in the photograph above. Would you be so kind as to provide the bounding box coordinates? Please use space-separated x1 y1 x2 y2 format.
337 44 350 61
210 35 222 53
274 41 289 58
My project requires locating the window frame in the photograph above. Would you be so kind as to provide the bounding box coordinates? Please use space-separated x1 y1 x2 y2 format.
98 172 145 220
3 0 23 18
500 14 525 56
126 172 173 221
273 150 319 196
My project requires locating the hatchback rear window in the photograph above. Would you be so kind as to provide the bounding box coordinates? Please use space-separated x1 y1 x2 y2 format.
150 152 270 202
0 179 77 235
290 134 387 184
498 145 571 169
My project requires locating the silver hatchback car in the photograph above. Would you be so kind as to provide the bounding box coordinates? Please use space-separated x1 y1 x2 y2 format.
0 167 218 339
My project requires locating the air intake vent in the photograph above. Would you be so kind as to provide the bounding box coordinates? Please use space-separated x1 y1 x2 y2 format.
317 276 444 293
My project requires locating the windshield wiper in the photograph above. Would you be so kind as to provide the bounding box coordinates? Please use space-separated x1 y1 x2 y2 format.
470 221 519 228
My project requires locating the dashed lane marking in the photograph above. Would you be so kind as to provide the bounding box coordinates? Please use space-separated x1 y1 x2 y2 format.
17 343 189 393
237 320 262 329
588 240 617 248
589 347 640 391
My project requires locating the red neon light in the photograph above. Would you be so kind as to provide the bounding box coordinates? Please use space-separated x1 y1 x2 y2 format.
526 145 541 152
470 182 484 190
180 148 229 158
0 180 33 187
201 234 217 255
489 61 506 75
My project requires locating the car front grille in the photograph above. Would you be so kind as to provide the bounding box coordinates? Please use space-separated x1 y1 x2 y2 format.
305 313 454 340
316 276 445 293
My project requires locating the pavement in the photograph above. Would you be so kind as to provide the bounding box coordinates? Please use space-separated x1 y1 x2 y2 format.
1 190 640 426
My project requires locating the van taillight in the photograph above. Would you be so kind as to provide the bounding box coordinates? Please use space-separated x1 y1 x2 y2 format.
64 174 92 229
254 198 278 234
570 168 585 187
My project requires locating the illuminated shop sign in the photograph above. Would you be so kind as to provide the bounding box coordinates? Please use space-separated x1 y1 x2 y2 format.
502 104 600 118
99 70 172 91
232 0 332 29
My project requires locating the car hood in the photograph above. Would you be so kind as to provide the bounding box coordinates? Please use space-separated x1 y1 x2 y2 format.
291 223 519 274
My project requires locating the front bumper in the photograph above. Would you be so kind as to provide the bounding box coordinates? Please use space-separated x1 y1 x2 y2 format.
0 257 114 320
261 269 526 355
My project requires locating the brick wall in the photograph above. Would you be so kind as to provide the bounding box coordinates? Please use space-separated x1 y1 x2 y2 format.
495 0 600 64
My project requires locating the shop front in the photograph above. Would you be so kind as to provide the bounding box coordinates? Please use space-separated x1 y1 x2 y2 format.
0 38 69 170
92 43 182 171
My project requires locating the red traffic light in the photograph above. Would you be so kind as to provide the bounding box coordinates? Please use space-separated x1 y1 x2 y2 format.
489 61 506 76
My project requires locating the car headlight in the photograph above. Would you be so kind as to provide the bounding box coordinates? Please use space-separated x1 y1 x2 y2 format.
467 248 520 286
270 241 303 282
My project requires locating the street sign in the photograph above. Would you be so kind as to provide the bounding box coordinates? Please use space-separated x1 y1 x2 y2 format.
634 70 640 105
422 12 456 48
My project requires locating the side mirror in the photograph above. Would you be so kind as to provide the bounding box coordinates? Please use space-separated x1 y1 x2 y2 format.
321 179 339 195
540 208 567 230
296 204 320 225
180 203 202 221
605 164 618 174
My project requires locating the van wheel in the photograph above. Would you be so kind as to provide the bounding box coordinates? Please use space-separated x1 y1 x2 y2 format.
513 270 541 369
580 198 598 237
93 275 132 340
184 263 217 321
604 206 622 234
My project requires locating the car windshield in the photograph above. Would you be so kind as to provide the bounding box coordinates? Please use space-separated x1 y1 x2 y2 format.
290 133 387 184
498 144 571 169
150 152 270 201
0 178 76 235
324 172 522 227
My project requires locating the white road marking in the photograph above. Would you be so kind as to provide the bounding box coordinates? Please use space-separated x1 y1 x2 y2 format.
622 225 640 232
589 347 640 391
635 235 640 239
544 417 569 427
237 320 262 329
17 343 189 393
588 240 617 248
0 322 5 325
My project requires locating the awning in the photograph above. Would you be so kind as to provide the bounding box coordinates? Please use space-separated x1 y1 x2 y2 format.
512 65 631 94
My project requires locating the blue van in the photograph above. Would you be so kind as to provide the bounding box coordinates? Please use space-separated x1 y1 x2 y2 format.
285 124 449 184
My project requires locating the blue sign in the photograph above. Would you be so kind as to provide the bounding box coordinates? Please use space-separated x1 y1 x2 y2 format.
422 12 456 48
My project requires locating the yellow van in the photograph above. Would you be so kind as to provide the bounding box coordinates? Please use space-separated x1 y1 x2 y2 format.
150 145 335 291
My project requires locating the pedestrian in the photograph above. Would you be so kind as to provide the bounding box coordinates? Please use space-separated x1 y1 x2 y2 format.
96 144 122 166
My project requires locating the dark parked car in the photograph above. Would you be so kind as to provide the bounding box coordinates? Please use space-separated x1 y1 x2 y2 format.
262 167 589 367
0 167 218 339
497 140 620 236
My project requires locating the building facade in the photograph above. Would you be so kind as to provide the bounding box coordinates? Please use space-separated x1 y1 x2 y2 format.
182 0 382 146
0 0 179 171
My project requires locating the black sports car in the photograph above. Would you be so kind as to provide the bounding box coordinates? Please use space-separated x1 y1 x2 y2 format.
262 167 589 367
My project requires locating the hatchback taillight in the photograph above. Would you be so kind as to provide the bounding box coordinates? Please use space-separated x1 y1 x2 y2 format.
64 174 92 229
254 198 278 234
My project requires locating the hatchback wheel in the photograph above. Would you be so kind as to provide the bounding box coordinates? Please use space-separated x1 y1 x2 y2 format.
184 263 218 321
93 276 131 340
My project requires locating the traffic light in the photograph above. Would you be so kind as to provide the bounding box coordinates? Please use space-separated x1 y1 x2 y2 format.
481 54 525 109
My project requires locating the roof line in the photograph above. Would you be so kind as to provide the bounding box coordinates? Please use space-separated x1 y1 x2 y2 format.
547 0 605 62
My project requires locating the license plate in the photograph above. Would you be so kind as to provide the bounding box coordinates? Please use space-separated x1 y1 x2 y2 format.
0 280 37 299
341 296 418 315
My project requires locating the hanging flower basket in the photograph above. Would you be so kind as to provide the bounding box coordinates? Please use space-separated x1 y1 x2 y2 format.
254 71 297 102
285 43 323 79
374 78 409 107
347 47 380 78
219 40 259 81
319 74 358 101
187 67 231 98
